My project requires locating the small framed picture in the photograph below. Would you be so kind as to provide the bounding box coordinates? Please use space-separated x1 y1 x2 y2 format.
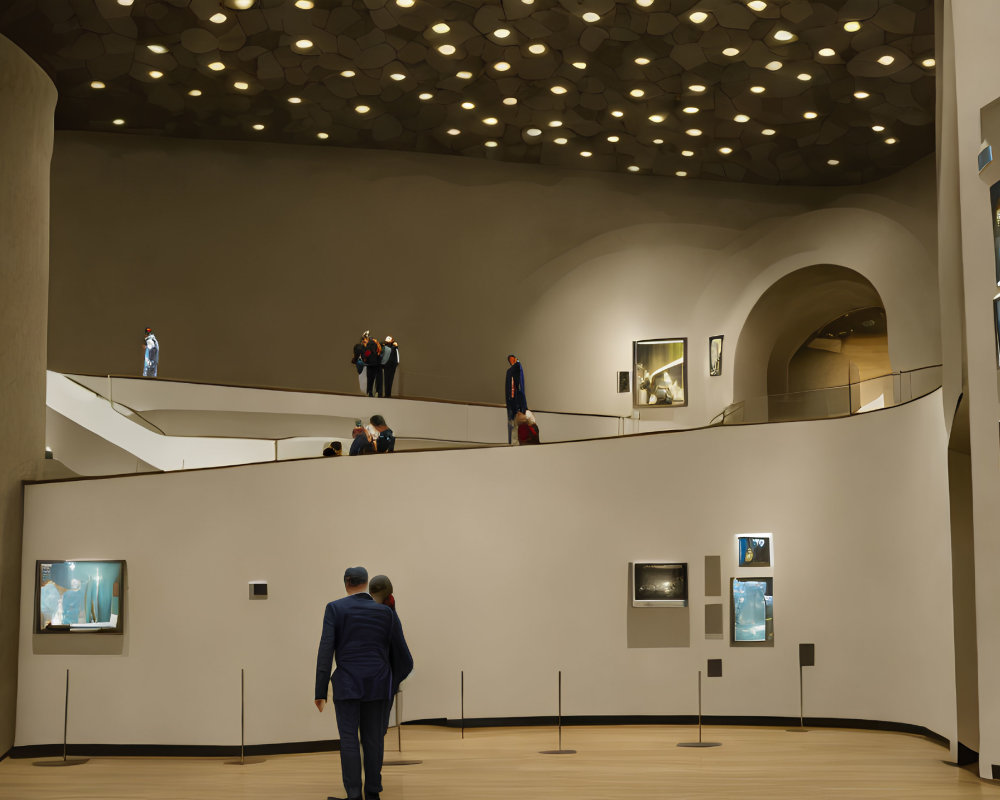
994 295 1000 367
709 335 723 377
736 533 772 568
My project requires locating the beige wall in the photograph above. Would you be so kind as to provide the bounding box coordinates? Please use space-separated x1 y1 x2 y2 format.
17 393 956 748
0 35 56 756
47 133 940 426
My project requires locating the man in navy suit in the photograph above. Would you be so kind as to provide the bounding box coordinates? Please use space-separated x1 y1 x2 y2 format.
315 566 413 800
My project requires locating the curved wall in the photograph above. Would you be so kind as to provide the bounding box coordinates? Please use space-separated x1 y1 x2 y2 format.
47 134 939 426
17 392 955 749
0 35 56 754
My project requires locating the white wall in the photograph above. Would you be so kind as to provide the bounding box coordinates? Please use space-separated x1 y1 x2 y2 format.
16 392 956 748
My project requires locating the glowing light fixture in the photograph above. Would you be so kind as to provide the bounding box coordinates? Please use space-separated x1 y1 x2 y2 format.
494 28 511 38
853 90 870 99
827 159 839 165
719 146 733 155
208 61 226 71
117 0 134 5
432 22 450 34
234 81 249 90
683 107 699 114
648 114 665 123
437 44 456 55
483 117 499 125
818 47 836 57
607 135 620 142
551 85 568 94
461 101 475 109
288 96 303 104
747 0 766 9
572 61 587 69
871 124 885 132
91 81 106 89
502 97 518 106
773 29 795 41
653 138 663 144
188 89 202 96
580 151 592 157
734 114 750 123
877 55 895 66
554 137 568 144
355 104 370 113
636 0 653 6
686 128 702 136
525 127 542 136
147 44 168 54
803 111 817 119
485 140 499 148
628 165 641 172
493 61 511 72
396 0 414 6
317 132 329 139
797 73 811 81
611 109 624 118
252 123 264 130
688 84 706 93
295 39 313 49
689 11 709 23
456 71 473 79
634 57 651 65
676 170 687 177
390 72 406 81
885 137 897 144
681 150 694 157
723 47 740 56
548 120 563 127
922 58 936 68
761 128 776 135
765 61 782 71
447 128 460 135
295 0 315 8
209 12 227 23
630 88 645 98
113 118 125 125
582 12 601 22
528 43 547 54
419 92 434 100
844 21 861 32
341 70 356 77
226 0 255 8
750 85 765 94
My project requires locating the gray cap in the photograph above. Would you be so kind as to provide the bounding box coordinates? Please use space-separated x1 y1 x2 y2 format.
344 566 368 586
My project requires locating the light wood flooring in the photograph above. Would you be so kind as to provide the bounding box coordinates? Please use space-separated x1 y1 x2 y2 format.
1 724 998 800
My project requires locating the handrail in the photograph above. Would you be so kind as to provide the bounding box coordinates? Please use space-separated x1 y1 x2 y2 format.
709 365 943 426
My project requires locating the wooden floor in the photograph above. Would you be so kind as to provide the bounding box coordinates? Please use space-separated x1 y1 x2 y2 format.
1 724 998 799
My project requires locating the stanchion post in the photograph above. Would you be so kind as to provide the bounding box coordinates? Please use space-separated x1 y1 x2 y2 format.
461 670 464 740
226 668 264 765
678 665 721 748
787 643 815 733
384 690 423 766
540 670 576 755
34 669 89 767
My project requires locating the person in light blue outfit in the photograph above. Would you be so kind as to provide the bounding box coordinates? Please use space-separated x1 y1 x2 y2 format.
143 327 159 377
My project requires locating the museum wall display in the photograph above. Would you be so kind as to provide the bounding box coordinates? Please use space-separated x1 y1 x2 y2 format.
16 391 955 749
45 133 940 425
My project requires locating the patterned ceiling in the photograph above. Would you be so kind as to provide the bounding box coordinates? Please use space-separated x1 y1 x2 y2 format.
0 0 935 185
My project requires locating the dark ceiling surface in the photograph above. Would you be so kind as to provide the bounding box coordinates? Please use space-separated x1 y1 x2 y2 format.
0 0 935 185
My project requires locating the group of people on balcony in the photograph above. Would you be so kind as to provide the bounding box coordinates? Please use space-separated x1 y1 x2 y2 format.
352 331 400 398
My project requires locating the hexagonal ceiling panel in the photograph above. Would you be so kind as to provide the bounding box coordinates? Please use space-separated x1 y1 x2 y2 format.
0 0 935 185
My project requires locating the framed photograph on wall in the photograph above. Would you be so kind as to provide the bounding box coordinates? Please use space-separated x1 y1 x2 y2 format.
633 338 688 407
994 295 1000 368
736 533 772 567
991 180 1000 288
631 561 688 607
35 560 125 634
709 335 724 377
730 577 773 646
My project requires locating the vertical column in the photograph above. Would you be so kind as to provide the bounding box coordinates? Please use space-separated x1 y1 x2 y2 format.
0 35 57 754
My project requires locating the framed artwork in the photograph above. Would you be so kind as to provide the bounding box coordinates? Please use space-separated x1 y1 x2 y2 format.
991 179 1000 287
617 370 630 393
994 295 1000 368
709 335 723 376
736 534 772 568
633 338 688 407
632 561 688 607
730 577 773 646
36 560 125 634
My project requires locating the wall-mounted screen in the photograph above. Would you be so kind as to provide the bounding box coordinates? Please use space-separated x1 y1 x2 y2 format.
736 534 772 567
36 560 125 634
634 338 687 407
632 562 688 607
730 577 773 646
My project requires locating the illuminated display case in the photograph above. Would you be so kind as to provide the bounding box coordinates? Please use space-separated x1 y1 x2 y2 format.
633 338 687 407
35 560 125 634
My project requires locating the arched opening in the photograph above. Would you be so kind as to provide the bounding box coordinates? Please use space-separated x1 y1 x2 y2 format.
733 265 889 406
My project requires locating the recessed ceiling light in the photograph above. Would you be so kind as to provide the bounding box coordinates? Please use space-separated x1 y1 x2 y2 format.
317 132 329 139
803 111 817 119
252 123 264 130
551 85 568 94
447 128 461 135
390 72 406 81
750 85 765 93
611 109 624 118
582 11 601 22
502 97 518 105
688 84 706 93
827 159 839 165
431 22 450 34
233 80 249 90
734 114 750 123
580 151 592 157
630 88 645 98
483 117 499 125
419 92 433 100
456 71 473 79
493 28 511 38
209 12 227 23
188 89 202 96
773 29 795 41
676 170 688 177
294 0 314 7
522 0 534 4
628 165 641 172
288 96 302 104
818 47 836 57
528 43 547 55
653 138 663 144
853 90 870 99
117 0 134 5
396 0 414 6
872 124 885 132
572 61 587 69
681 149 694 156
797 73 811 81
355 104 370 113
525 127 542 136
461 101 476 109
648 114 665 123
765 61 782 71
922 57 936 68
636 0 653 6
683 106 699 114
147 44 168 54
437 44 456 55
208 61 225 71
493 61 511 72
90 80 106 89
718 146 733 154
607 134 620 142
885 137 897 144
844 21 861 32
554 137 568 144
746 0 766 9
340 70 356 77
485 140 499 147
548 120 563 127
877 55 895 66
227 0 255 8
686 128 702 136
761 128 776 135
634 57 651 65
113 118 125 125
295 39 313 49
689 11 709 24
723 47 740 56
